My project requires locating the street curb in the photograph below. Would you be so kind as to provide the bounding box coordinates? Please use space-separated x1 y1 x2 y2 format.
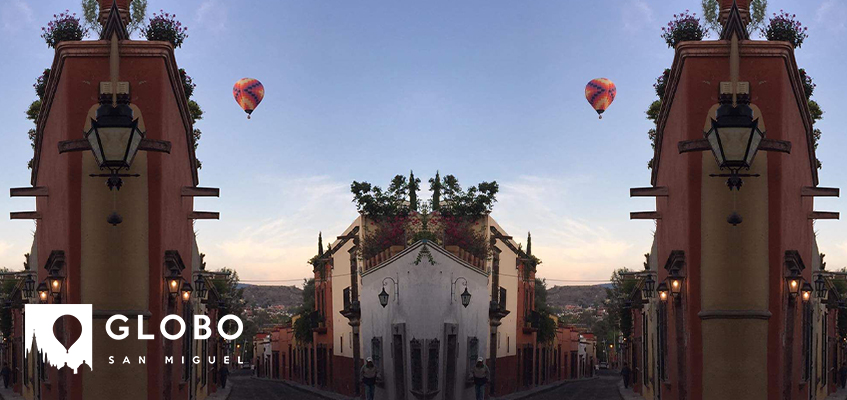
253 376 355 400
489 376 600 400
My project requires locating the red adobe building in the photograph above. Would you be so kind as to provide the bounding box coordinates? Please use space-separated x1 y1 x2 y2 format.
626 2 843 400
6 1 225 399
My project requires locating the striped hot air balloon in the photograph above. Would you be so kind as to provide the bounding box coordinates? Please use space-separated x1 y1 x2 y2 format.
233 78 265 119
585 78 617 119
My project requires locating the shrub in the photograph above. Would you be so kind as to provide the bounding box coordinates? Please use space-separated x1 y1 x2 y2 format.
762 11 808 48
142 11 187 48
41 11 87 48
34 69 50 99
798 68 815 100
654 69 670 99
179 69 195 99
661 10 707 48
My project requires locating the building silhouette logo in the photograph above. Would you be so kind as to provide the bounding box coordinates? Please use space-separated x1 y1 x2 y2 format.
24 304 93 374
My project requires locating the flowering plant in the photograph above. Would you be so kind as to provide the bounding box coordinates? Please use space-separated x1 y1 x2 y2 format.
661 10 707 48
41 11 87 48
762 11 808 48
799 68 815 100
440 215 490 260
654 68 670 99
361 216 409 260
179 69 196 99
142 10 187 48
34 69 51 99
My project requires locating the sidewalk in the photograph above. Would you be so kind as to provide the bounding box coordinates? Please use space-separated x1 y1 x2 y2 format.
489 376 599 400
827 386 847 400
0 385 23 400
618 380 642 400
207 382 233 400
254 376 355 400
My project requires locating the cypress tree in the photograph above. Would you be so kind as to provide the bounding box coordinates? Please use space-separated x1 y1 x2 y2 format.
431 171 441 210
409 170 419 212
527 232 532 256
318 232 323 256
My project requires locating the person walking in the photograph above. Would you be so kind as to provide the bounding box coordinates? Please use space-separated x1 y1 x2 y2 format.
840 362 847 389
361 357 379 400
0 363 9 389
220 365 229 389
472 357 490 400
621 362 631 389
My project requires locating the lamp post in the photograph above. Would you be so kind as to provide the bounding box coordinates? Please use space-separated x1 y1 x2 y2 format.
451 277 470 308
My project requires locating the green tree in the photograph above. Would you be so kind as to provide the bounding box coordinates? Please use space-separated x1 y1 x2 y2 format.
702 0 767 35
429 171 442 210
26 100 42 122
646 100 661 123
535 278 558 345
409 171 420 212
81 0 148 35
211 267 246 336
188 100 203 124
606 268 636 338
293 279 316 343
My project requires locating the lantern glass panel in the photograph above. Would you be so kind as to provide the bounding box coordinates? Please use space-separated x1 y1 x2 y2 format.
378 288 389 308
461 287 471 308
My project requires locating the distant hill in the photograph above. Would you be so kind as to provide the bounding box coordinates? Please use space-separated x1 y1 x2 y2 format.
242 284 303 309
547 285 608 309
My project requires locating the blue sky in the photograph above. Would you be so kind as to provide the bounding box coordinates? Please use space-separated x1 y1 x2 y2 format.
1 0 846 286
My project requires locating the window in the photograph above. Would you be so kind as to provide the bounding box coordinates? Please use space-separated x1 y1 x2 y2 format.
340 335 344 354
427 339 440 392
411 338 441 394
822 311 828 385
182 306 193 382
499 287 507 310
445 332 457 400
642 311 649 385
411 339 423 391
372 337 383 375
803 302 812 381
658 301 668 381
393 333 406 399
467 337 479 375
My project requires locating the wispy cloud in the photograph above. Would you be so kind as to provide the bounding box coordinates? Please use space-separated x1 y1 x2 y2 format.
1 0 34 33
622 0 655 32
203 176 355 283
195 0 228 31
816 0 847 33
493 176 637 284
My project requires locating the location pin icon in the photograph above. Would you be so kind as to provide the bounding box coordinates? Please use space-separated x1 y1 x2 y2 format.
53 315 82 353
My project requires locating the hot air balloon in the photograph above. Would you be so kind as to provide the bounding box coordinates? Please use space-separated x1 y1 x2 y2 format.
585 78 616 119
233 78 264 119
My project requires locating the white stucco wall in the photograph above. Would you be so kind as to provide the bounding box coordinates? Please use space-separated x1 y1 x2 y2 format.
488 217 521 359
360 241 490 400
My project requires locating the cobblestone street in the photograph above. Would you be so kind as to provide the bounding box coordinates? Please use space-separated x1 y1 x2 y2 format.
530 370 622 400
226 372 326 400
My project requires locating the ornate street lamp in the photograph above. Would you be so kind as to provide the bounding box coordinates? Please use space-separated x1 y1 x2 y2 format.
460 287 472 308
37 282 49 304
657 282 669 302
669 276 684 299
378 287 389 308
801 282 813 302
814 274 827 299
194 275 208 300
49 275 63 298
181 282 193 302
786 271 802 299
167 273 183 298
705 93 765 225
23 274 35 299
85 100 145 187
642 275 655 299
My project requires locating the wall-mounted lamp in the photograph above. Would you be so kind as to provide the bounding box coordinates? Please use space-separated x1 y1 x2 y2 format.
451 277 471 308
23 274 35 299
814 274 828 299
379 276 399 308
181 282 193 302
801 282 813 302
657 282 669 302
37 282 49 304
194 274 208 300
642 275 655 299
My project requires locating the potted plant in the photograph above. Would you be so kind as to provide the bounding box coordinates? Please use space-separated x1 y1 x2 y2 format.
34 69 51 100
142 10 188 48
41 11 88 48
762 11 808 48
661 10 707 48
